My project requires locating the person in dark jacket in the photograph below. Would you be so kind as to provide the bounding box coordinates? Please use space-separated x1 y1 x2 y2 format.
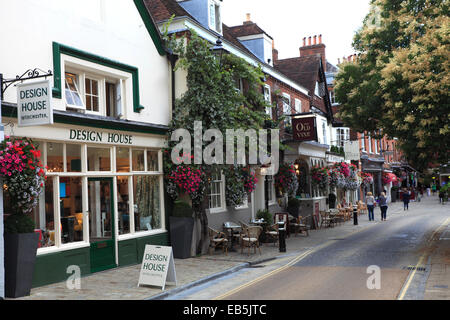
403 188 410 210
379 192 388 221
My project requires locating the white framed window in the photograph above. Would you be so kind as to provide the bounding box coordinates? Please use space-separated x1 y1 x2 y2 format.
330 90 336 104
209 0 222 33
368 134 372 153
282 93 291 126
361 132 366 152
374 138 378 154
234 77 243 93
337 128 349 147
322 120 328 145
208 171 225 212
266 175 275 204
315 82 320 97
62 54 127 118
264 85 271 117
294 98 302 113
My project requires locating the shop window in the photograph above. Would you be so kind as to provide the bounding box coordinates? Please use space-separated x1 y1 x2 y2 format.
60 177 83 244
295 99 302 113
47 142 64 172
147 150 159 172
117 176 130 235
87 147 111 171
106 82 122 118
133 175 161 232
66 144 82 172
264 85 271 117
208 172 225 211
132 149 145 171
116 147 130 172
88 179 113 241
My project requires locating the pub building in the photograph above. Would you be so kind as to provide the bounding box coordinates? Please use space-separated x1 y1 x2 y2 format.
0 0 171 287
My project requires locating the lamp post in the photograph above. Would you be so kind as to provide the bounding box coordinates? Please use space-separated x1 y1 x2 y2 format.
210 36 225 67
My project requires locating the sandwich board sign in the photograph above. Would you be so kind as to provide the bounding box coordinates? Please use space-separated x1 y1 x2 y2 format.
138 245 177 290
17 79 53 127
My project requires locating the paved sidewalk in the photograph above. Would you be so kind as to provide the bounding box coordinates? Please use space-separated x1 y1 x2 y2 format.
16 200 407 300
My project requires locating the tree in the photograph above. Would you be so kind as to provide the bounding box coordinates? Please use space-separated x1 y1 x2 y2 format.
335 0 449 171
163 29 270 254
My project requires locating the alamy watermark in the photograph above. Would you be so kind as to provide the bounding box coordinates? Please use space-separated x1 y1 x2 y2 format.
171 121 280 175
366 265 381 290
66 265 81 290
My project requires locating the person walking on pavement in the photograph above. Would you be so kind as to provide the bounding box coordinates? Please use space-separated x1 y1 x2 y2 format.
439 189 444 204
379 192 388 221
366 192 375 221
403 188 410 210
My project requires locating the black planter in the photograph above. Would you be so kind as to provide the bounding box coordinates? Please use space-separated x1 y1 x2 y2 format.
287 206 299 218
4 232 39 298
169 216 194 259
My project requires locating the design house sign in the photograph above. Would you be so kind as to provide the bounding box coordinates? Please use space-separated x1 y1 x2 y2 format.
69 129 133 144
17 80 53 127
292 117 317 142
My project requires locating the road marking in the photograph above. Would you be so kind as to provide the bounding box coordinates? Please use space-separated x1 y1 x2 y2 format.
397 217 450 300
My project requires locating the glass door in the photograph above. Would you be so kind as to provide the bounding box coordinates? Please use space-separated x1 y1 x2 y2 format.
88 178 116 273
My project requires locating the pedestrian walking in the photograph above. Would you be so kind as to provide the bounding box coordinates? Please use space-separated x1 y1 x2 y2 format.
402 188 410 210
439 189 444 203
379 192 388 221
432 184 436 195
366 192 375 221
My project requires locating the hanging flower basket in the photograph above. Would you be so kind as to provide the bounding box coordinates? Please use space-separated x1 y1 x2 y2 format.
274 163 298 197
0 136 46 216
359 172 374 186
311 165 329 191
223 166 247 207
166 164 206 205
242 166 258 194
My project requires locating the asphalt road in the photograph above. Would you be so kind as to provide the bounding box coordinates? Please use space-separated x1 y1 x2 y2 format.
167 196 449 300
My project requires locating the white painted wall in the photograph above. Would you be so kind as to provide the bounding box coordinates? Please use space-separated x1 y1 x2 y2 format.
0 0 170 126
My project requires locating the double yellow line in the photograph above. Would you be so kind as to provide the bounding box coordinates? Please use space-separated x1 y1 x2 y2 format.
213 249 314 300
397 217 450 300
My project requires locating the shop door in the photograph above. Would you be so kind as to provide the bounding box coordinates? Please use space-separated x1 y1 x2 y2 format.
88 178 116 273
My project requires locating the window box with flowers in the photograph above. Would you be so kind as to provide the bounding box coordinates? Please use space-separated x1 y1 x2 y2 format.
1 136 46 298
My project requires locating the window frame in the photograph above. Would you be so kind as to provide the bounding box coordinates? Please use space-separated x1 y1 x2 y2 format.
264 84 272 117
208 171 226 213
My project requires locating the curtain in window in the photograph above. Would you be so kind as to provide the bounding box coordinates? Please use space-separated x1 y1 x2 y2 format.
135 176 160 229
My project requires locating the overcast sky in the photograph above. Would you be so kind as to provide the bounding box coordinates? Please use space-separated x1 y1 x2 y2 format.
221 0 372 66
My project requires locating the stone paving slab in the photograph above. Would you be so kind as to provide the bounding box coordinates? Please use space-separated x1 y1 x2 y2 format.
14 200 409 300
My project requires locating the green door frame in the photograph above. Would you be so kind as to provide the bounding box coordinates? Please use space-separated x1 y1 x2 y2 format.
88 177 116 273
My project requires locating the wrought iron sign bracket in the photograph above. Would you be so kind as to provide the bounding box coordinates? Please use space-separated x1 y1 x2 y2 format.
1 68 53 99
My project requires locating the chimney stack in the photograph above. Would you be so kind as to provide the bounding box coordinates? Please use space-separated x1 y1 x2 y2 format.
300 35 327 71
272 40 278 62
244 13 252 25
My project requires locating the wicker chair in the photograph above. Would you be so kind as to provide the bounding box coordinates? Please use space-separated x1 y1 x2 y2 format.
208 227 228 255
240 226 262 255
290 215 309 236
265 224 279 246
320 211 333 228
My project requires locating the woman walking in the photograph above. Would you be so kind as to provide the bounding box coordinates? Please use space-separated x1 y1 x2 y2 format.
366 192 375 221
379 192 388 221
403 188 410 210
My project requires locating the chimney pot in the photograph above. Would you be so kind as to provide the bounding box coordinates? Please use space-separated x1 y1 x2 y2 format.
303 37 306 47
319 34 322 44
313 35 317 45
246 13 251 22
308 36 311 46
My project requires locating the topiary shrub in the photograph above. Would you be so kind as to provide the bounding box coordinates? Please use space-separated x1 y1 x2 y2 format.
256 209 273 225
5 213 35 234
171 201 193 218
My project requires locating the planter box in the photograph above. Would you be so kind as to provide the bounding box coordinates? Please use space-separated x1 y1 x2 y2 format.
4 233 39 298
169 216 194 259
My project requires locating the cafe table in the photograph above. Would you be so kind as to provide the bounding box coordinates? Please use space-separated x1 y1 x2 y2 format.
223 222 242 251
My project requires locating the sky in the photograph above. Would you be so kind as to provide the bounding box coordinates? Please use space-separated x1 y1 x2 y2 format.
221 0 372 66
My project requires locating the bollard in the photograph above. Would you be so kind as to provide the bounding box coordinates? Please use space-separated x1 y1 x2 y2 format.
278 221 286 252
353 205 358 225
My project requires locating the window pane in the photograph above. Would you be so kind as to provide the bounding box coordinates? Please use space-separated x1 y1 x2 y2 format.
133 176 161 232
60 177 83 244
47 142 63 172
132 149 145 171
117 176 130 235
66 144 81 172
116 147 130 172
147 150 158 171
87 147 111 171
85 78 91 94
92 96 99 112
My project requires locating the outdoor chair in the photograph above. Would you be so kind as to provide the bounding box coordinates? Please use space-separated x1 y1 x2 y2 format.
208 227 228 256
358 201 368 216
319 211 332 228
240 226 262 255
290 215 309 237
265 223 279 246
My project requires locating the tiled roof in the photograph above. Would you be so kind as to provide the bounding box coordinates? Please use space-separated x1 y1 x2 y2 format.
228 23 273 39
274 55 321 94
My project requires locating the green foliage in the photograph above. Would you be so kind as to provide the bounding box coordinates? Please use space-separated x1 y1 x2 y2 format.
5 213 35 234
171 201 194 218
256 209 273 225
335 0 450 171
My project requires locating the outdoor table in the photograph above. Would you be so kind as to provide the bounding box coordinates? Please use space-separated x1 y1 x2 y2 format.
223 222 241 252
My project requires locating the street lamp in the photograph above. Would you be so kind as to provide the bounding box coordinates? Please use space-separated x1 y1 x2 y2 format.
210 36 225 67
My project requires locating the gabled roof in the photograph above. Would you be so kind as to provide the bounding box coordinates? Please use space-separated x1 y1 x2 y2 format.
228 23 273 40
275 55 322 94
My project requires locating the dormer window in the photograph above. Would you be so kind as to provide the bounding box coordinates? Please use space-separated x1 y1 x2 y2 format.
209 0 222 33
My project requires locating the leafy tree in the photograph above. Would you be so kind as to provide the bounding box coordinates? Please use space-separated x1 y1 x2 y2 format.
335 0 449 171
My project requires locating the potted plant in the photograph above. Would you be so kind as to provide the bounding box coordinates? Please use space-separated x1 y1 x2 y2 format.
169 200 194 259
1 136 46 298
286 197 301 218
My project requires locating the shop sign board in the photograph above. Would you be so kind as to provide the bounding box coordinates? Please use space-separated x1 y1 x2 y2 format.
292 117 317 142
17 80 53 127
344 141 360 161
138 245 177 290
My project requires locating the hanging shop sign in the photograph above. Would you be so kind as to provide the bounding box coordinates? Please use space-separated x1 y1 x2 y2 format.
138 245 177 290
344 141 360 161
292 117 317 142
17 80 53 127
